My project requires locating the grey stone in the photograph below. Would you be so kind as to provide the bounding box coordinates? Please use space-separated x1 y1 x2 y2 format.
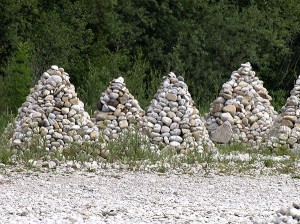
210 121 233 144
48 75 62 83
162 117 172 126
169 136 183 143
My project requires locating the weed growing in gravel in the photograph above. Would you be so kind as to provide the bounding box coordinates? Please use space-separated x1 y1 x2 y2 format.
263 159 274 168
106 130 158 164
0 147 13 165
0 112 15 134
0 120 300 176
215 142 300 175
62 141 101 162
292 175 300 179
0 118 15 165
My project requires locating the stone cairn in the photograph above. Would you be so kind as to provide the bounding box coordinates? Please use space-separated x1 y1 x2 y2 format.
269 75 300 150
143 72 216 153
205 62 278 146
10 65 99 151
92 77 145 141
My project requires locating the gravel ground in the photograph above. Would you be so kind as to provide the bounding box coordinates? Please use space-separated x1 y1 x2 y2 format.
0 167 299 224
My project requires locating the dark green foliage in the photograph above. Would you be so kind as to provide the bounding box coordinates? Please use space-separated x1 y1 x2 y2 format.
1 42 32 114
1 0 300 122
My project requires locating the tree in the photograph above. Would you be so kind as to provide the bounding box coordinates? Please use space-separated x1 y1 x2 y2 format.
1 42 33 113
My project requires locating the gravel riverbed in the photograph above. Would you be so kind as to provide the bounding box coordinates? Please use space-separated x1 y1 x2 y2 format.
0 167 299 224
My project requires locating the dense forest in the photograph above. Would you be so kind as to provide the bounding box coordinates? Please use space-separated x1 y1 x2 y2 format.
1 0 300 123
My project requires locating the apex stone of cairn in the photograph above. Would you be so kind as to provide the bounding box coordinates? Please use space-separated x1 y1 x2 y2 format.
206 62 278 146
269 75 300 150
10 65 99 151
93 77 145 141
143 72 216 153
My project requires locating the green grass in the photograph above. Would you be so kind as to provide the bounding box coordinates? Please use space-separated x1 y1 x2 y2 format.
0 114 15 165
0 122 299 175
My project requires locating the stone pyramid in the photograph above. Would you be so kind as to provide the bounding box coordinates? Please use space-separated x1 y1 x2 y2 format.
205 62 278 146
143 72 216 152
269 75 300 149
93 77 145 141
10 65 99 151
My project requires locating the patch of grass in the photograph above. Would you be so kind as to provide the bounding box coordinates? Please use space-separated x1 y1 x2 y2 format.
106 130 159 164
0 116 15 165
0 119 299 176
292 175 300 179
62 141 100 162
0 147 13 165
217 143 249 154
0 112 15 134
263 159 274 168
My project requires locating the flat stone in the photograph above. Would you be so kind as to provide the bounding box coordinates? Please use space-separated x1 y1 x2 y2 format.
169 136 183 143
281 119 294 128
119 120 128 129
242 118 248 126
31 112 42 118
48 75 62 83
68 109 77 118
166 93 177 101
162 117 172 126
110 92 119 100
119 96 128 104
114 77 124 83
250 122 259 129
13 139 22 145
223 105 236 115
170 129 181 136
170 141 181 147
192 131 201 141
212 103 223 113
53 132 63 139
278 133 289 141
107 99 119 107
108 105 116 112
153 124 161 133
283 115 297 122
161 126 170 133
167 111 176 118
113 108 122 116
90 131 99 140
61 107 69 115
51 65 59 70
220 93 233 100
69 98 79 105
210 121 232 144
220 112 233 122
248 115 258 124
287 137 297 145
71 105 81 112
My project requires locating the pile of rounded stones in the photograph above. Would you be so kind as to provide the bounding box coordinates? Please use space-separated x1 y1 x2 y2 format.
268 202 300 224
92 77 145 141
10 65 99 151
205 62 278 146
268 75 300 150
142 72 216 153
